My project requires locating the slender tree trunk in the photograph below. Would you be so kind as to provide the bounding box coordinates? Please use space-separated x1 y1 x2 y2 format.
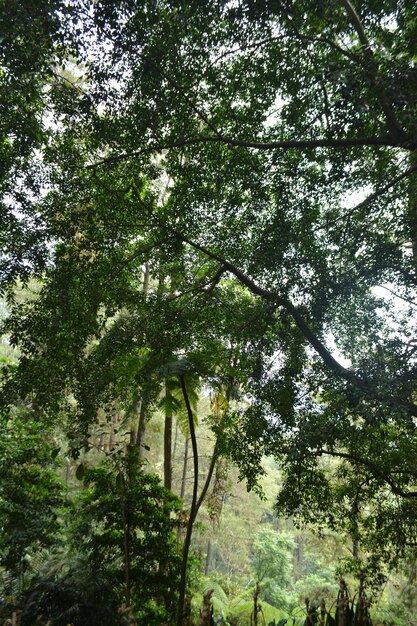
136 401 147 460
253 582 260 626
142 261 150 293
204 540 212 576
180 438 190 500
177 376 199 626
164 383 173 490
320 600 326 626
294 532 303 581
129 395 147 457
195 441 218 518
173 417 179 464
176 380 232 625
130 264 151 453
108 414 116 451
409 151 417 261
119 471 132 610
403 558 417 612
338 579 348 626
65 461 71 483
129 397 140 446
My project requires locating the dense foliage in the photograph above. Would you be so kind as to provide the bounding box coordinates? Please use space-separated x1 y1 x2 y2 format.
2 0 417 622
74 453 181 624
0 409 64 575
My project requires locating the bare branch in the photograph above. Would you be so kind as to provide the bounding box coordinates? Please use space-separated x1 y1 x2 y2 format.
375 284 417 308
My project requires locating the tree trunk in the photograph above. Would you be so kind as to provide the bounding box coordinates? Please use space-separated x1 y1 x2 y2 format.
177 376 199 626
253 582 260 626
409 152 417 261
205 540 212 576
129 397 140 446
130 263 150 455
118 471 132 611
176 380 231 625
108 414 116 451
164 383 173 491
199 589 214 626
338 579 348 626
180 438 190 500
136 401 147 460
142 261 150 293
173 418 179 465
403 558 417 612
294 533 303 581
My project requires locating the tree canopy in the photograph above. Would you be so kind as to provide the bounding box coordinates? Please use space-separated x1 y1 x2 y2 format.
2 0 417 573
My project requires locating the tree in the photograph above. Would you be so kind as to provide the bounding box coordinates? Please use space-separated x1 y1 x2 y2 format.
2 0 417 577
73 452 181 625
249 528 295 609
0 384 64 579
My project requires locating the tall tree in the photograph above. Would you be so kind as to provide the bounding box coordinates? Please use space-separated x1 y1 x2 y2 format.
2 0 417 572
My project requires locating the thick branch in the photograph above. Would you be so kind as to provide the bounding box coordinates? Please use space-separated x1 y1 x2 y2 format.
86 134 410 169
171 237 417 414
175 232 358 384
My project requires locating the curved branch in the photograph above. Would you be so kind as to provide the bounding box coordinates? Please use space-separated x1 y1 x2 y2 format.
320 448 417 498
194 441 219 521
172 232 417 418
102 238 167 285
376 284 417 308
177 375 199 626
175 232 358 384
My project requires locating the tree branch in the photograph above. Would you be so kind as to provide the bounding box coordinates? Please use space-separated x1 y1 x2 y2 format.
86 134 410 169
194 442 219 522
320 448 417 498
144 56 221 138
375 284 417 308
315 162 417 234
174 231 359 385
166 265 226 303
102 238 167 285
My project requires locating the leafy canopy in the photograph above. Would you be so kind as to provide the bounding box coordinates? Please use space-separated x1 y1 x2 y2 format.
2 0 417 568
